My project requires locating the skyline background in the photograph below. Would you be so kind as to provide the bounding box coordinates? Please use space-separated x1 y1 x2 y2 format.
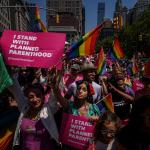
28 0 137 32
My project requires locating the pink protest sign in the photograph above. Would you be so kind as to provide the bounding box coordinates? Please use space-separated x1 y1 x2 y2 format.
59 113 95 150
0 30 66 68
133 79 144 92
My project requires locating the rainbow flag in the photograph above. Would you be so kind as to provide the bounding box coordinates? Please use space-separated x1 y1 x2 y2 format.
87 143 95 150
68 21 107 59
0 129 13 150
107 49 117 61
124 76 132 87
96 47 106 75
132 62 139 75
35 6 47 32
113 37 125 59
38 19 47 32
35 6 40 20
96 93 114 113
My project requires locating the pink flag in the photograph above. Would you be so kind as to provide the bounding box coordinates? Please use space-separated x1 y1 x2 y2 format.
87 143 95 150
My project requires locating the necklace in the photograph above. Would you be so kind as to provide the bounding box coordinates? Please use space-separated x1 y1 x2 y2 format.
26 109 40 121
33 113 40 121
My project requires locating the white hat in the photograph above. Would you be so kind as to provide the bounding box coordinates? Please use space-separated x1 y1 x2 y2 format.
80 62 96 72
71 64 80 70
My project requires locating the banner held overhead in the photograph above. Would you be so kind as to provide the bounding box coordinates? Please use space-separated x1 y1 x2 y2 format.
0 30 66 68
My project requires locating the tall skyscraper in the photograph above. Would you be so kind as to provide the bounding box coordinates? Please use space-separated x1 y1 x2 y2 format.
134 0 150 20
0 0 33 32
128 0 150 25
46 0 84 35
0 0 11 32
25 2 37 31
113 0 123 30
114 0 123 17
97 2 105 25
9 0 31 31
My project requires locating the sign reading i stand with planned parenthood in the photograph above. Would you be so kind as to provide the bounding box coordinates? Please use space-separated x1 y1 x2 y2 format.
60 113 95 150
0 30 66 68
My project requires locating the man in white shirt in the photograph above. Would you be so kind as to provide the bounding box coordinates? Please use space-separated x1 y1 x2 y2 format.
65 62 103 103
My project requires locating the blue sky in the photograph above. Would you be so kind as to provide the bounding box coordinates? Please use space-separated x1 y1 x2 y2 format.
84 0 137 32
30 0 137 32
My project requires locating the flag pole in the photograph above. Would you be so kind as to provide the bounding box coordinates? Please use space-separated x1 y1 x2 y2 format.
95 93 111 104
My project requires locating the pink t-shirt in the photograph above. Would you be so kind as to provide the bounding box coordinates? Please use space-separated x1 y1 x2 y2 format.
132 79 144 92
20 118 55 150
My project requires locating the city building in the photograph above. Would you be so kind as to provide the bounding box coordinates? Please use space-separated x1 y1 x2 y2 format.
114 0 123 17
97 2 105 25
25 2 37 32
0 0 34 32
0 0 11 32
82 6 85 34
122 6 128 27
100 19 114 39
9 0 31 31
47 12 80 42
46 0 84 41
128 0 150 24
113 0 123 30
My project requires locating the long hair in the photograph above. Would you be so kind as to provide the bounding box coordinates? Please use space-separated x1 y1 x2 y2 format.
94 111 120 142
24 83 45 105
74 80 93 108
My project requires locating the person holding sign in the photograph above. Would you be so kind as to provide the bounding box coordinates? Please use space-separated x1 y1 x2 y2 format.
7 73 60 150
50 67 102 149
52 74 101 120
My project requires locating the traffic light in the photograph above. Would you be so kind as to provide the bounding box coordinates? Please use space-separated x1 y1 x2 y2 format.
119 15 123 29
56 14 60 23
113 17 119 30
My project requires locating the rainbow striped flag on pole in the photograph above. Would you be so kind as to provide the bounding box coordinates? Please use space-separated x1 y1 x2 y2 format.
107 49 117 61
0 129 13 150
96 93 114 113
35 6 47 32
96 47 106 75
132 62 139 75
113 37 125 59
67 21 107 59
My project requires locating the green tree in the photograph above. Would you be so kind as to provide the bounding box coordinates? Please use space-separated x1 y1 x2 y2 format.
96 36 114 53
119 9 150 58
96 9 150 57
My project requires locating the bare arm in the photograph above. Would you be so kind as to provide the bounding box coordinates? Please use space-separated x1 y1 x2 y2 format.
53 86 69 110
8 74 28 111
48 66 69 110
99 77 109 96
108 83 134 103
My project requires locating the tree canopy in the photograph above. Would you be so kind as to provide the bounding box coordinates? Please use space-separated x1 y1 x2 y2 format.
96 9 150 58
